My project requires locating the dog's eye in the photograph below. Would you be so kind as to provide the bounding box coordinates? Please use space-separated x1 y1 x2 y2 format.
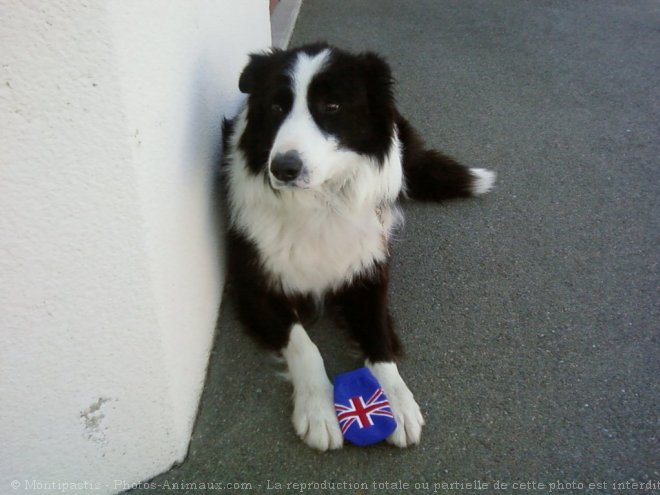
323 102 340 114
271 103 284 115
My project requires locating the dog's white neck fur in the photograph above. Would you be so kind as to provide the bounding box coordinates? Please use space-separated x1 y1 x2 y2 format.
227 52 404 296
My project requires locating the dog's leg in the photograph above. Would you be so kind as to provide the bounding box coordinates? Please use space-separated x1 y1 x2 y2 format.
281 323 343 451
228 237 342 450
237 294 342 450
336 264 425 447
397 115 496 202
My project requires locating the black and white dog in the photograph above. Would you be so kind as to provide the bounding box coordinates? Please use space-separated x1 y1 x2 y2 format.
221 43 495 451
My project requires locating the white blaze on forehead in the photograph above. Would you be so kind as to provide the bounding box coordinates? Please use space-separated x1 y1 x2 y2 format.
289 49 332 110
269 50 333 182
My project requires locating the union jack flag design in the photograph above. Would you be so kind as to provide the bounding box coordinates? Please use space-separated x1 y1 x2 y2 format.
333 367 397 446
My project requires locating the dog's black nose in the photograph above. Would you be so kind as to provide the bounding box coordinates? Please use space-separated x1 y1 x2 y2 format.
270 150 303 182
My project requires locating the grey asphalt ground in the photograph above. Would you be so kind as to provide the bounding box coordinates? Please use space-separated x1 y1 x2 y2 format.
129 1 659 493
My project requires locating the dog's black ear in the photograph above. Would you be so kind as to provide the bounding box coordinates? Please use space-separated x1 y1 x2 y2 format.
359 52 394 94
359 52 395 127
238 50 279 94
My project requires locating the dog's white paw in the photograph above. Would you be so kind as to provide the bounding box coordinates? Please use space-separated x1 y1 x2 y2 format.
367 361 425 447
292 383 343 451
384 383 425 447
283 324 343 451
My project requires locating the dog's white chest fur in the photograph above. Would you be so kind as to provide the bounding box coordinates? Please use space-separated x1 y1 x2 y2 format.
251 197 391 295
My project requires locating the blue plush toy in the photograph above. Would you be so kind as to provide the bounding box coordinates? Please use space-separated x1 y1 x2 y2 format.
333 367 397 446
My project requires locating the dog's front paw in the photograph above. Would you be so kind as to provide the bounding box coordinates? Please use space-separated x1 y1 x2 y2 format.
385 383 425 447
367 361 425 447
292 384 343 451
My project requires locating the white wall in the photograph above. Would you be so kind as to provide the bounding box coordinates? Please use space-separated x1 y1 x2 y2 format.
0 1 270 493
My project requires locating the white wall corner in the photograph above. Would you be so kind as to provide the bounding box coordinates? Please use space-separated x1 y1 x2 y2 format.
271 0 303 48
0 0 270 493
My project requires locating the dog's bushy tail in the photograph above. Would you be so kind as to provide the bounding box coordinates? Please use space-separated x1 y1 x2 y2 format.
397 115 495 202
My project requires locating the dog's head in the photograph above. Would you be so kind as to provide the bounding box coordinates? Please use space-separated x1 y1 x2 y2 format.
237 43 396 190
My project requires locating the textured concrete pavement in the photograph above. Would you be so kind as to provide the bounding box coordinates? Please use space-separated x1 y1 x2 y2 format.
129 1 659 493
